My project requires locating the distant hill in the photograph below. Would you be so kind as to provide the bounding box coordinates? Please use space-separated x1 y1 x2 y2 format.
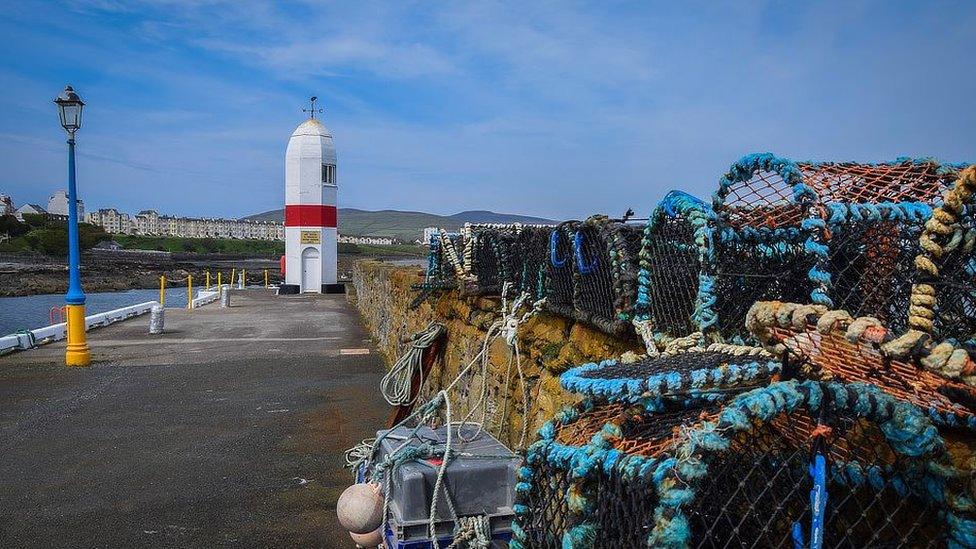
242 208 555 243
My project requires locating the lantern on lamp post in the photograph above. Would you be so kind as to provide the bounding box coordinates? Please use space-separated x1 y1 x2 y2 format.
54 85 90 367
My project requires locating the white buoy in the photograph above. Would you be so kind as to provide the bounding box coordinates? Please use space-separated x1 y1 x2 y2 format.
350 527 383 548
337 482 383 535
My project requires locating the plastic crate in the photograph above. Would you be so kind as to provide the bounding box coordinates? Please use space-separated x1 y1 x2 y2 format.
374 425 519 546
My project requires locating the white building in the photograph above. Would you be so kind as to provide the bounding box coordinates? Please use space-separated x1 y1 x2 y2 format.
281 112 340 294
338 234 397 245
47 190 84 219
87 206 285 240
88 208 133 234
14 203 46 221
422 227 439 245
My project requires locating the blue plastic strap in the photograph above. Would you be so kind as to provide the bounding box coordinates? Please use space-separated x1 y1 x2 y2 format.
809 453 827 549
550 230 566 268
573 231 598 274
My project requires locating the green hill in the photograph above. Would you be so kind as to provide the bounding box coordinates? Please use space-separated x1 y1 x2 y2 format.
242 208 554 243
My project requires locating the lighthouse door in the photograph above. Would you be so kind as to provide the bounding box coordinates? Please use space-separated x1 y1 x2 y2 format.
301 247 320 292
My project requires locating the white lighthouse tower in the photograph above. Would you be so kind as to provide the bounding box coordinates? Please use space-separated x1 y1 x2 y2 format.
280 97 342 294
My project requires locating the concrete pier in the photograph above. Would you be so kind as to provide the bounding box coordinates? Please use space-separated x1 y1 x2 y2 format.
0 290 388 548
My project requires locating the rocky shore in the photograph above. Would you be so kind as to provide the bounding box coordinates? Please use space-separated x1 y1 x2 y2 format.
0 250 415 297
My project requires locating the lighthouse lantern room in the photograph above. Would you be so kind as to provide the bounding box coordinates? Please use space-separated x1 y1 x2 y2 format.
279 97 342 294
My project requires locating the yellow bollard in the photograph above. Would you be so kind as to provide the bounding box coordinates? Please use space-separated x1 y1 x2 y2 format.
187 275 193 310
217 271 222 290
206 270 211 291
159 275 166 306
242 269 246 289
264 269 268 288
64 304 91 367
231 268 236 289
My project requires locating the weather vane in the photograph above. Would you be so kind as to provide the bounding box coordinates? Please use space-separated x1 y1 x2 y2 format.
302 96 323 119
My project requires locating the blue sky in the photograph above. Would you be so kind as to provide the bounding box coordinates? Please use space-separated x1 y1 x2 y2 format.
1 1 974 220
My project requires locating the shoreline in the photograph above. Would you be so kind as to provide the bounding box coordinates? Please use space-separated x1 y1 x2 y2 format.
0 251 422 297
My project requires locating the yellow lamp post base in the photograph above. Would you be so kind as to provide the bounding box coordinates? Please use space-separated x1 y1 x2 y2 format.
64 303 91 367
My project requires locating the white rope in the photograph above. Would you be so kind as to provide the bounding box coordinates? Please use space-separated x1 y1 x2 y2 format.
344 438 375 472
354 284 545 545
380 323 445 406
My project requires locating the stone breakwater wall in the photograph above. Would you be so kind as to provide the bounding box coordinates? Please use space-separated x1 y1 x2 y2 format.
350 260 642 446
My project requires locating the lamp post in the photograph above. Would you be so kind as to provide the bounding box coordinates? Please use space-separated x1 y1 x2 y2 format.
55 85 90 367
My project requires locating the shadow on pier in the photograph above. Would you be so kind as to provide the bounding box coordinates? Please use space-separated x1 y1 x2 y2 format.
0 290 387 548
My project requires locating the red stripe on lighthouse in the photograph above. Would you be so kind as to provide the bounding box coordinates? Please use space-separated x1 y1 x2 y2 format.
284 205 337 228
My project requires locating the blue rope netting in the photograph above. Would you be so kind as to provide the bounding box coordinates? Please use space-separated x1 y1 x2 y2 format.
560 351 780 405
512 380 976 549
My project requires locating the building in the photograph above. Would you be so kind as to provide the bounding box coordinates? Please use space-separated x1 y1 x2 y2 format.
87 208 133 234
47 190 84 219
86 207 285 241
422 227 439 245
0 194 13 217
280 106 340 294
14 203 46 221
338 234 397 246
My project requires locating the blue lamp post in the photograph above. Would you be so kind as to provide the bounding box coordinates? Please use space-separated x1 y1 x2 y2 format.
55 85 90 367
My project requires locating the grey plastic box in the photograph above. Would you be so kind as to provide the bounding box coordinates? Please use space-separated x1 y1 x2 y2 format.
374 424 519 543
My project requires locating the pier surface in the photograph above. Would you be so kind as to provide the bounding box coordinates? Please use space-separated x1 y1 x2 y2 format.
0 290 387 548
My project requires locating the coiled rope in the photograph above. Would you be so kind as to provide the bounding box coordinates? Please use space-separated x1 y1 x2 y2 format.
911 165 976 334
379 322 446 406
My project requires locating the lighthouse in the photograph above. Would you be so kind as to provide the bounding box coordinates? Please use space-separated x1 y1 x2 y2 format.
279 97 342 294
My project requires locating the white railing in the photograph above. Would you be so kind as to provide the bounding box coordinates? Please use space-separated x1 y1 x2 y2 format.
0 300 159 354
1 284 227 356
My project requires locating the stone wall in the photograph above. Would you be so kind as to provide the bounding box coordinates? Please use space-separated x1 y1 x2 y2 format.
351 260 643 448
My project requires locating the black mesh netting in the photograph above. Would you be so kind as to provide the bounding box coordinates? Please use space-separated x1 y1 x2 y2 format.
689 412 945 548
572 219 643 336
514 226 553 302
711 233 815 341
470 228 509 296
546 221 578 319
826 219 923 335
640 214 701 338
518 458 587 549
593 470 657 548
931 204 976 343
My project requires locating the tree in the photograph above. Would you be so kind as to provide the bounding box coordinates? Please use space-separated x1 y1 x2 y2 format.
0 215 28 237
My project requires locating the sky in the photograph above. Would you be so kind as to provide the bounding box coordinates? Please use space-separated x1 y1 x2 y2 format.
0 1 974 221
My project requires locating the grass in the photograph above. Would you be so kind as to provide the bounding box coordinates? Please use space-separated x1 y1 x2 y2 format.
114 235 285 255
111 234 426 257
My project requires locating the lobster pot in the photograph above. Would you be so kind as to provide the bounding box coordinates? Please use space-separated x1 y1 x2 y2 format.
571 218 643 337
470 227 509 296
636 209 702 341
677 384 959 549
423 234 458 286
713 154 964 339
825 211 925 334
514 381 972 548
545 221 579 319
709 228 815 341
513 226 553 302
